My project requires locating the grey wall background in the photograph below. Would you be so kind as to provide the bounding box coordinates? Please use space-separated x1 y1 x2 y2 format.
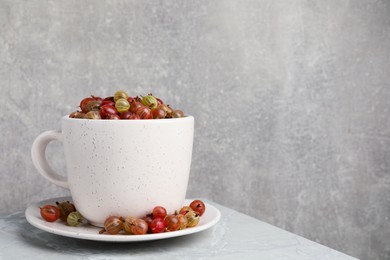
0 0 389 259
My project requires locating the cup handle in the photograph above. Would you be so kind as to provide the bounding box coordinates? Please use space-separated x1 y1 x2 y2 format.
31 130 69 189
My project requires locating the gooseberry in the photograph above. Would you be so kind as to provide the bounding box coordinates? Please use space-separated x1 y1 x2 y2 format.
151 107 167 119
119 111 133 119
135 106 152 119
40 205 60 222
114 90 128 102
56 201 76 221
171 110 184 118
85 110 101 119
150 218 166 233
129 101 143 114
84 100 101 113
159 104 172 115
69 111 86 119
152 206 167 219
80 97 95 113
189 200 206 216
115 98 130 113
185 211 200 227
100 104 118 119
164 214 180 232
67 211 83 226
100 216 123 235
141 94 158 110
130 219 149 235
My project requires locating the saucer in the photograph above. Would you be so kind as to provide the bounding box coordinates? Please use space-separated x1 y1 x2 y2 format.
25 196 221 242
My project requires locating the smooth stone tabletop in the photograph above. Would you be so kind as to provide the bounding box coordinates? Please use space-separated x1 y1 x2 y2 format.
0 199 357 259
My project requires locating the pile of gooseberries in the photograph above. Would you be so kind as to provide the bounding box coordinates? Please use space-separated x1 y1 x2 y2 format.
39 199 206 235
69 91 185 120
99 199 206 235
39 201 83 226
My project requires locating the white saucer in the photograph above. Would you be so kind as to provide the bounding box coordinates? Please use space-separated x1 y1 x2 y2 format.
25 196 221 242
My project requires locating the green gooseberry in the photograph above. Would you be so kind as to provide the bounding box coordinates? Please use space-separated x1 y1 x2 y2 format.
141 95 158 110
115 98 130 113
114 90 129 102
67 211 83 226
185 211 200 227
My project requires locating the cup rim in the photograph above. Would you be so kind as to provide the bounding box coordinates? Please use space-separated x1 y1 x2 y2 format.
62 115 193 122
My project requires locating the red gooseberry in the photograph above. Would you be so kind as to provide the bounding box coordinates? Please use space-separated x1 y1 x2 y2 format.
150 218 166 233
130 101 143 114
40 205 60 222
135 106 152 119
100 104 118 119
80 97 95 113
189 200 206 216
152 107 167 119
152 206 167 219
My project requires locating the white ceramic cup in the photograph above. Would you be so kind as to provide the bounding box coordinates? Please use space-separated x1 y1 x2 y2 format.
31 116 194 227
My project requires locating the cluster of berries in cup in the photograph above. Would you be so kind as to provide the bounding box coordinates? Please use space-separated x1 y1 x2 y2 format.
69 90 185 120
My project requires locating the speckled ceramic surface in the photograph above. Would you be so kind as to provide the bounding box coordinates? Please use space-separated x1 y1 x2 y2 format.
31 116 194 226
25 196 220 242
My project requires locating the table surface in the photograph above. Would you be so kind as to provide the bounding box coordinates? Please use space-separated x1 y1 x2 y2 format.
0 199 357 260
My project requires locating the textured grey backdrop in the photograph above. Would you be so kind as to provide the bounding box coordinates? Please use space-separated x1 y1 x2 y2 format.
0 1 389 259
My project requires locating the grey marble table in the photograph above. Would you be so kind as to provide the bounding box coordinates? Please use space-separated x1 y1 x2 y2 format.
0 199 357 260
